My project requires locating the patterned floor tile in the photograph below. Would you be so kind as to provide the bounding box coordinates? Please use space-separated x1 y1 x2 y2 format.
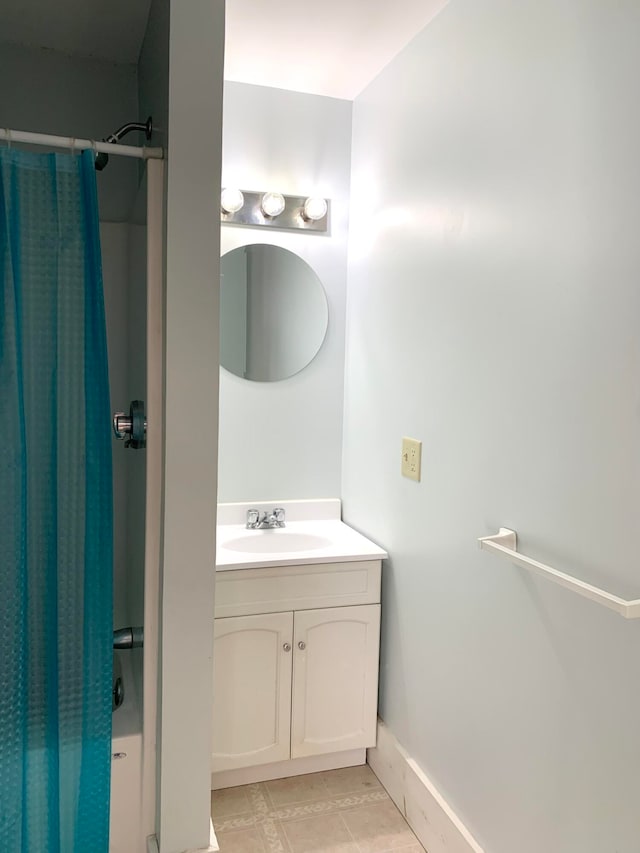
212 766 424 853
212 785 256 820
265 773 330 807
341 801 417 853
280 813 357 853
216 827 268 853
271 790 388 823
380 846 425 853
260 818 289 853
319 765 383 797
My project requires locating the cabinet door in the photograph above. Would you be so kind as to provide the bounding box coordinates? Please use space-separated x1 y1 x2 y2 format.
291 605 380 759
212 612 293 772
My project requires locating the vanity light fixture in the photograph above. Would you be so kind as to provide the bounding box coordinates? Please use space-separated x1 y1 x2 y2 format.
261 192 286 218
220 188 245 214
220 188 329 232
302 197 328 222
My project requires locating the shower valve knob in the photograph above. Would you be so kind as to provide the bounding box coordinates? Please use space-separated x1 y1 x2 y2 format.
113 412 130 439
113 401 147 449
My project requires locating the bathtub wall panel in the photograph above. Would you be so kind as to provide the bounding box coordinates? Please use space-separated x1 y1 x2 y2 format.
100 223 130 630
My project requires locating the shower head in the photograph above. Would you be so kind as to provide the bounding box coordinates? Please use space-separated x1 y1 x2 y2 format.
94 116 153 171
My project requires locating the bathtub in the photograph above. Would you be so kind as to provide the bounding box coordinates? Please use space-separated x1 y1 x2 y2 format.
110 652 144 853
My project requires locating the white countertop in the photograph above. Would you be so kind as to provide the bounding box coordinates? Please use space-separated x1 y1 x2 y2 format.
215 518 388 571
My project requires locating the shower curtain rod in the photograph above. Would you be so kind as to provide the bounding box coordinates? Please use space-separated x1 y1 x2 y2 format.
0 127 164 160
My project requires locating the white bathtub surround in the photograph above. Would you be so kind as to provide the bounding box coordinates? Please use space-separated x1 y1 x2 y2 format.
216 499 387 570
110 655 143 853
368 720 484 853
108 158 165 853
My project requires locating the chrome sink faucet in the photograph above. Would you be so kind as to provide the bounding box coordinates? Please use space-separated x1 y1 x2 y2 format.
246 507 286 529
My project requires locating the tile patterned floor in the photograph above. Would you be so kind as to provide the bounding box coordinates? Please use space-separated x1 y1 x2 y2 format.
211 765 424 853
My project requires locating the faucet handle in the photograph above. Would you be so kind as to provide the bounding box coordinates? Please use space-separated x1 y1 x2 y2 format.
246 508 260 528
273 507 286 526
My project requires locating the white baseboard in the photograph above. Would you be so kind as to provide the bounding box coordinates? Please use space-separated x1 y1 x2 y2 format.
367 720 484 853
147 819 218 853
211 748 366 790
208 818 219 853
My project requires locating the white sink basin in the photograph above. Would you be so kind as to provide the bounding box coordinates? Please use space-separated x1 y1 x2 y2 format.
222 531 333 554
215 503 388 570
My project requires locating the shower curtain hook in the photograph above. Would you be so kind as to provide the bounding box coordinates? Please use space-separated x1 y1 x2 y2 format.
70 137 77 157
5 128 11 150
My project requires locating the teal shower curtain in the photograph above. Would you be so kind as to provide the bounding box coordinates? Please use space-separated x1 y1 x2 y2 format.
0 149 113 852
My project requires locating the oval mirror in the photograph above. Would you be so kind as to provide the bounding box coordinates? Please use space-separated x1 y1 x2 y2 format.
220 244 329 381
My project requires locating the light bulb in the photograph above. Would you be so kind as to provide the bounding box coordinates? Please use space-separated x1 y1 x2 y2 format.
261 192 286 218
221 188 244 214
302 197 328 221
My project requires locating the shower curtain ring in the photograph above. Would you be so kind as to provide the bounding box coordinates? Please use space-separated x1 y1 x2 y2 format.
5 129 11 150
70 137 77 156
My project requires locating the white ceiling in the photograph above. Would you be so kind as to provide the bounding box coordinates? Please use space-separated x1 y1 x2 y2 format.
0 0 448 97
224 0 449 99
0 0 152 64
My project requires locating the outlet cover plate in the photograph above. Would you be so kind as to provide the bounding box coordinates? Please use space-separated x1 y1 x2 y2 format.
401 437 422 482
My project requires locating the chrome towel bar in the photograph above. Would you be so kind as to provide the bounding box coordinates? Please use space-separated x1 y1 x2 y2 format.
478 528 640 619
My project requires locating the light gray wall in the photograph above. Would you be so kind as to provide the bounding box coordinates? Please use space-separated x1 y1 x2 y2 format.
0 42 139 221
158 0 224 850
343 2 640 851
218 82 352 502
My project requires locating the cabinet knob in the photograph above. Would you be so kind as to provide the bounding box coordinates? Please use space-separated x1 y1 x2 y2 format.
283 643 291 652
298 641 306 650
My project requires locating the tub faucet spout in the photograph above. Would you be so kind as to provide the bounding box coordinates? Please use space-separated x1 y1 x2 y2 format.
113 626 144 649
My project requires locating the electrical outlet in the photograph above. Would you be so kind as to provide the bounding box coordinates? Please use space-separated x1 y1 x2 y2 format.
401 437 422 482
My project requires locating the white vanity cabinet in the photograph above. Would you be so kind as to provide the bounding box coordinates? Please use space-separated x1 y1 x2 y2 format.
291 604 380 758
211 559 382 787
211 612 293 771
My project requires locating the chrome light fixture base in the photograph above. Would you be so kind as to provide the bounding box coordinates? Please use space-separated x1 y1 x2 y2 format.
220 190 329 233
